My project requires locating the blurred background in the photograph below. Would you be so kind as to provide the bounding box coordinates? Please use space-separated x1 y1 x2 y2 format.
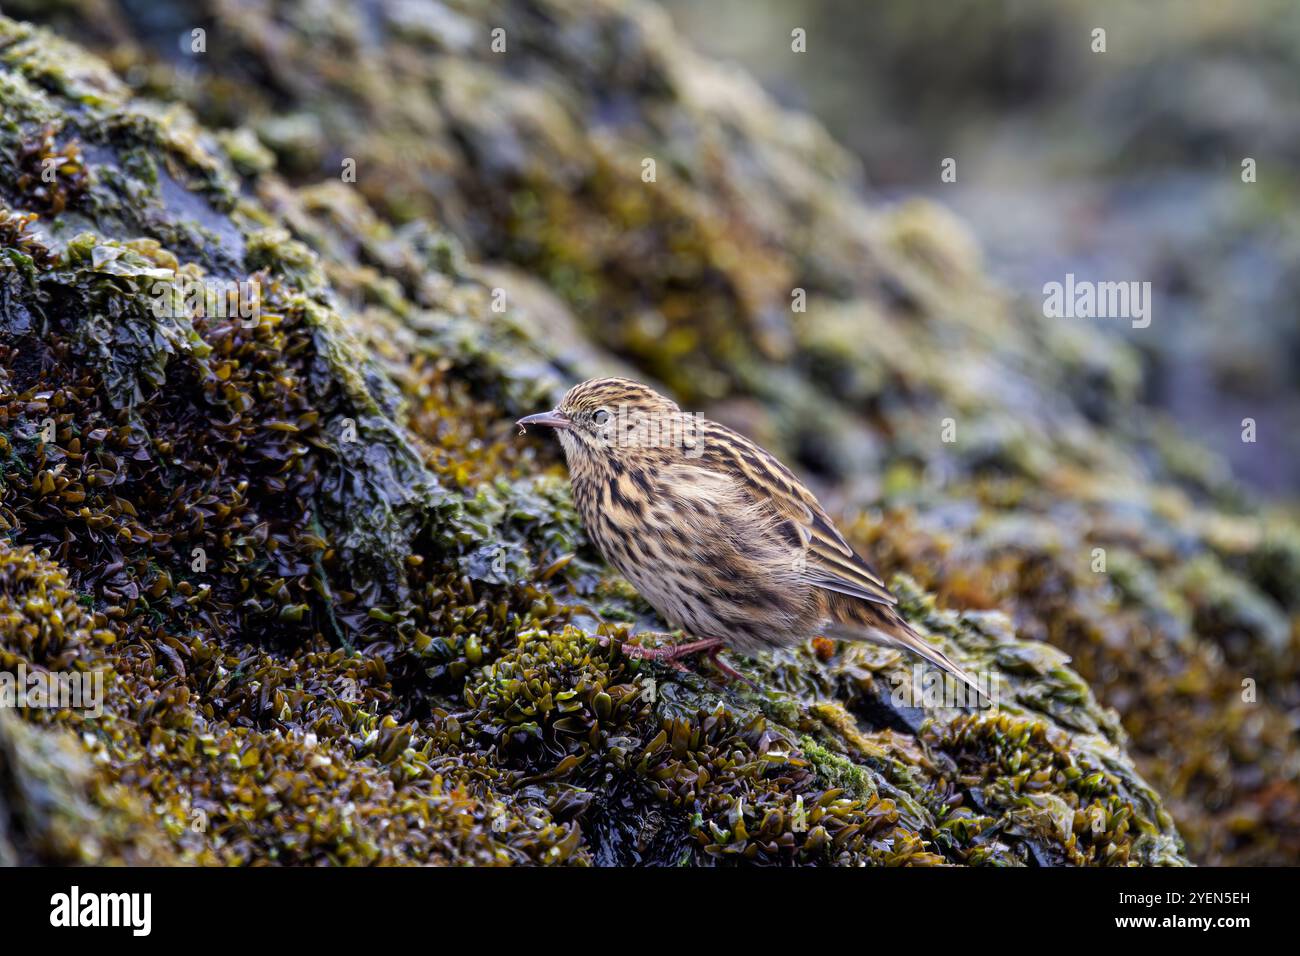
665 0 1300 498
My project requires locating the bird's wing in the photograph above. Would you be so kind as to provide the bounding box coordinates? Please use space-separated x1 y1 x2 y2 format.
701 422 897 607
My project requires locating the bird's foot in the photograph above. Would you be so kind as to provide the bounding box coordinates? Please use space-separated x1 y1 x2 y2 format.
596 632 686 672
619 636 723 676
613 634 759 689
630 636 726 660
704 646 760 689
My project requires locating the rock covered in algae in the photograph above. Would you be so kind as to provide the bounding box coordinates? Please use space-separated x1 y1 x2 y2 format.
2 2 1277 865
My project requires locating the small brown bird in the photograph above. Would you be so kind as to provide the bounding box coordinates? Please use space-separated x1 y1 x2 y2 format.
518 377 982 697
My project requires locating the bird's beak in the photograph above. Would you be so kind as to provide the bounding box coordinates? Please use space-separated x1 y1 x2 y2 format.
516 409 571 433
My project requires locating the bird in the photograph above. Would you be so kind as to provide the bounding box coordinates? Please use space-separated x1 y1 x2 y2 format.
516 377 984 700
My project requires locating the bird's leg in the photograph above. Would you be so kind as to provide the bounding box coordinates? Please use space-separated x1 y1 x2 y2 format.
624 636 726 661
595 633 693 672
622 635 759 689
705 645 759 689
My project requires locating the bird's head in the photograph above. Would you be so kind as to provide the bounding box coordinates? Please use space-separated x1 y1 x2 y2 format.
516 377 700 468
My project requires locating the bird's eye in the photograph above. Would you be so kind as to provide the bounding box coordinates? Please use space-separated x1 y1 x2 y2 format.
593 409 611 426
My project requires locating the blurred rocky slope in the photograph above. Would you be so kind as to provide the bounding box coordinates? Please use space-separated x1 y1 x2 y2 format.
0 0 1293 865
666 0 1300 498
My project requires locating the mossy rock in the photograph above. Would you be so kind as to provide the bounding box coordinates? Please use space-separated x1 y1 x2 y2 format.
1 6 1267 866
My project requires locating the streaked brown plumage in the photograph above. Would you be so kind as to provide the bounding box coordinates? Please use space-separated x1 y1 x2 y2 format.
518 377 981 696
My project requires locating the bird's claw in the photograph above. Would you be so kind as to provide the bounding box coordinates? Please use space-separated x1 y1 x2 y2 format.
607 633 758 687
705 647 760 689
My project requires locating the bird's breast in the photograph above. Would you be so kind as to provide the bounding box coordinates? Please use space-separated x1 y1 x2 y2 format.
568 460 821 647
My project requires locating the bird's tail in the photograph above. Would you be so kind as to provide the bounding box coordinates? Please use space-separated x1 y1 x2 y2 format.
827 613 989 705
